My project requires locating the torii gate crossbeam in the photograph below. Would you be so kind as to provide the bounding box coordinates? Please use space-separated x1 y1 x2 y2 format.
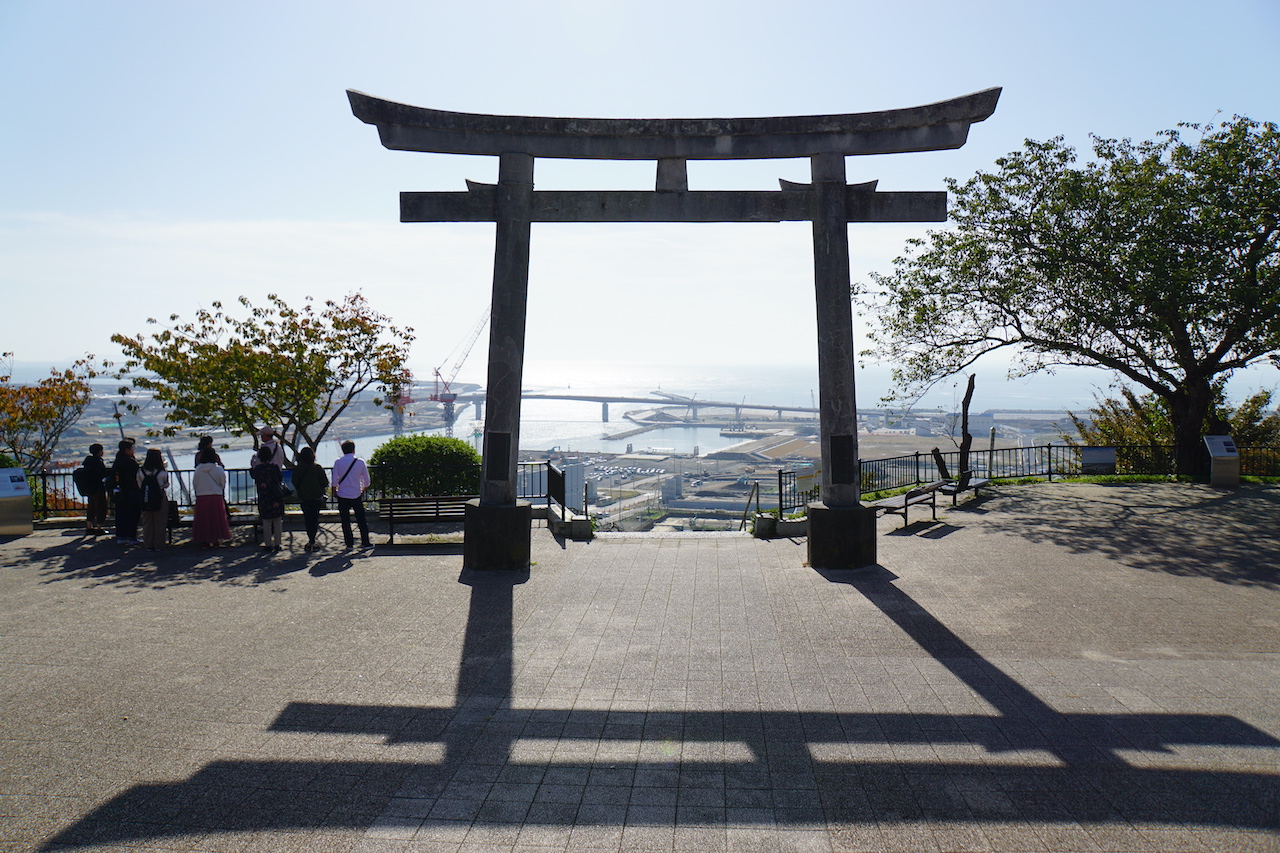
349 87 1000 570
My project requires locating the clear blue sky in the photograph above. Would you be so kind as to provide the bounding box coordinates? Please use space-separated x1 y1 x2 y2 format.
3 0 1278 406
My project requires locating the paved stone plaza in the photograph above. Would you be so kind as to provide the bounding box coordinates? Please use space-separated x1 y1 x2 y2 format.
2 483 1277 852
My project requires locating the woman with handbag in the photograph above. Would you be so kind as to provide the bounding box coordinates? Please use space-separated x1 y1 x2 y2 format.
293 446 329 551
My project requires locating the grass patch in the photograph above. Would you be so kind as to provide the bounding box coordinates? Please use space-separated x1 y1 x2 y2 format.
1052 474 1180 485
596 489 642 505
860 484 919 502
844 471 1276 504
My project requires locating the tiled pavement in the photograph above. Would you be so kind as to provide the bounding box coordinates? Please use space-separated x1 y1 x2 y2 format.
2 482 1277 852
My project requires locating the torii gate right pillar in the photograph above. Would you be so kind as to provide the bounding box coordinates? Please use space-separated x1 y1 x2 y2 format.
807 152 877 570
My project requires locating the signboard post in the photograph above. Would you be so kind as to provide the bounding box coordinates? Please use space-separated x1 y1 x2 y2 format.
1203 436 1240 488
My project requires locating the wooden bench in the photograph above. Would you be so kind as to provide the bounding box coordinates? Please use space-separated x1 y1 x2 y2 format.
868 480 946 527
940 472 991 506
380 496 475 544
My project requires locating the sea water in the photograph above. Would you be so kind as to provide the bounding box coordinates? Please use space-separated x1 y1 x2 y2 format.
309 359 1117 463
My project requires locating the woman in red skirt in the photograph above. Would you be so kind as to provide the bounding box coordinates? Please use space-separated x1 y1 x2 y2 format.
192 448 232 547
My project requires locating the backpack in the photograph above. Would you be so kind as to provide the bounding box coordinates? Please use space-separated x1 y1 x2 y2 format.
140 469 164 511
72 465 95 497
254 464 285 519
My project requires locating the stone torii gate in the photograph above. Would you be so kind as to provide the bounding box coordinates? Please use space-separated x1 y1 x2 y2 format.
348 87 1000 570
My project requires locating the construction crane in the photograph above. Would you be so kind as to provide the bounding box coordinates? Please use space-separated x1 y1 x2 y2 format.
431 310 489 437
389 370 413 437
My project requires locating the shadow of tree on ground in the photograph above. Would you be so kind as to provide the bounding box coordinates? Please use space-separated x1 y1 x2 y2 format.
957 483 1280 589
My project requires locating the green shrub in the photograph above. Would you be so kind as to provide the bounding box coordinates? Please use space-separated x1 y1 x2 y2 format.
368 434 481 497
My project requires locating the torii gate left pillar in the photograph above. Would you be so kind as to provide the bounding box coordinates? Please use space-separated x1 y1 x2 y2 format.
464 152 535 570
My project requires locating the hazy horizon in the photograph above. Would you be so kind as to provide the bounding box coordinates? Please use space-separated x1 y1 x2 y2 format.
22 355 1280 416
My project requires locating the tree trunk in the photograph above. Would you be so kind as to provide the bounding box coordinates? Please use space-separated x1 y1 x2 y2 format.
1166 378 1213 476
931 447 950 481
958 375 975 490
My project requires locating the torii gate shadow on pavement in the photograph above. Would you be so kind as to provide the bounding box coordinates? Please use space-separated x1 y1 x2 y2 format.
42 567 1279 849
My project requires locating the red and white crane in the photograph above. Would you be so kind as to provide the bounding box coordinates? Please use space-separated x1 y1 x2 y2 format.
431 311 488 437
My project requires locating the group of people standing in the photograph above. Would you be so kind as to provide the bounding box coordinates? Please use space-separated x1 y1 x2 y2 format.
79 438 174 550
79 427 373 552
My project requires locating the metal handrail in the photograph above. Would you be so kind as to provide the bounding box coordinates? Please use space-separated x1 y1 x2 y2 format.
32 461 549 519
29 445 1280 519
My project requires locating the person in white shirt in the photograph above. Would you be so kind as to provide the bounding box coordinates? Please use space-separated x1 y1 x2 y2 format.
191 448 232 548
256 426 286 468
332 440 371 548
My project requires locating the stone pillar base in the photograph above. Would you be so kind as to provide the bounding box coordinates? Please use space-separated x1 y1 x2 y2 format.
806 501 877 570
464 499 532 571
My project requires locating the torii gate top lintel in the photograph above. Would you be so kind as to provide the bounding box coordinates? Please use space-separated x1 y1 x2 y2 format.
347 87 1001 160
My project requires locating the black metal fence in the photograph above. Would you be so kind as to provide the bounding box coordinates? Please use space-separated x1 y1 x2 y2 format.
777 469 820 515
28 447 1280 519
779 443 1280 508
546 463 566 518
31 461 548 519
1241 446 1280 477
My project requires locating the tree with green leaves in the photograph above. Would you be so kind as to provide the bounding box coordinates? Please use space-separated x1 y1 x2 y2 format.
0 353 99 471
368 434 481 497
113 293 414 463
1069 386 1280 447
862 115 1280 460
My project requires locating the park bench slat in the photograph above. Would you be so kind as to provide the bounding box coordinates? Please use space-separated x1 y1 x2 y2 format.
380 495 477 543
940 472 991 506
868 480 945 527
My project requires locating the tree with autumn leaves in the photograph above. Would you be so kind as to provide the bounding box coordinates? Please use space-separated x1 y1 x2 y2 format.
112 293 414 463
0 353 99 471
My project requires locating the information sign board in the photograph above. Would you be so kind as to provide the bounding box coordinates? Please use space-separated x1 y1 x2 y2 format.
1080 447 1117 475
0 468 32 536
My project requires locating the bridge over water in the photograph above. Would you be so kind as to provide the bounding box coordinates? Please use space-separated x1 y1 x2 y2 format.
448 391 818 422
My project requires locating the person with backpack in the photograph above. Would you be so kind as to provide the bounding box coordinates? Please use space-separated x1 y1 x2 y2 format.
75 443 109 536
251 445 286 551
135 448 171 552
112 439 141 545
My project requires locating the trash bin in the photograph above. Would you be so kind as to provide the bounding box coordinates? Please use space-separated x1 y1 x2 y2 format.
1203 435 1240 488
0 468 33 536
